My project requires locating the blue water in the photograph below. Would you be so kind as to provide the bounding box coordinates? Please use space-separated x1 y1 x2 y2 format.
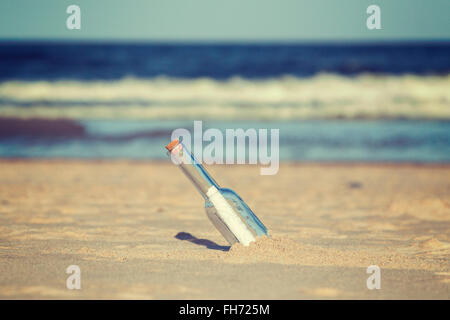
1 119 449 163
0 42 449 162
1 42 449 80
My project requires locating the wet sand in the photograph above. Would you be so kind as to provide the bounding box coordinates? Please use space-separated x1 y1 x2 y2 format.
0 160 448 299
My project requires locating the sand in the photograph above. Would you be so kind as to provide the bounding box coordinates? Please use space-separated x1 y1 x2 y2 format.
0 160 449 299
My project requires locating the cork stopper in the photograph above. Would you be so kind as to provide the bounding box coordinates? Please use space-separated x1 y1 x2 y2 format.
165 139 180 151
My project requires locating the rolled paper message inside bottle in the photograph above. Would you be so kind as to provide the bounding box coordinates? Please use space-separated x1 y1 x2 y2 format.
165 139 268 246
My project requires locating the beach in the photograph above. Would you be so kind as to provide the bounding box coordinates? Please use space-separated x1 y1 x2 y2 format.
0 2 449 304
0 160 448 299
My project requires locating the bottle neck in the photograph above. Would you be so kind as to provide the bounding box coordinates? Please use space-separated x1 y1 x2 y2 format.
168 141 219 199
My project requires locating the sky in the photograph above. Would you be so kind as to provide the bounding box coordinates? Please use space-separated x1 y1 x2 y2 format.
0 0 449 42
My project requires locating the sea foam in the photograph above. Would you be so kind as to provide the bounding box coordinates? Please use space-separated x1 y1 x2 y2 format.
0 74 449 120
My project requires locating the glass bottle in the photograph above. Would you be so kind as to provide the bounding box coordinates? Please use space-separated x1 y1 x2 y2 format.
165 139 268 246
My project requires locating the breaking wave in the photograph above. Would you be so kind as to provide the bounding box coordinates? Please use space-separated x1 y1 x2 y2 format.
0 74 449 120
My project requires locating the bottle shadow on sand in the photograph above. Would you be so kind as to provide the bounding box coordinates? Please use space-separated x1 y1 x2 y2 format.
175 232 230 251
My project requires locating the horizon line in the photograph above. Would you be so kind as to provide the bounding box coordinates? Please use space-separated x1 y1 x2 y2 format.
1 38 449 45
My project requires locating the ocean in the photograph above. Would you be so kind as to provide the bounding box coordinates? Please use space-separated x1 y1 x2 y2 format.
0 42 449 162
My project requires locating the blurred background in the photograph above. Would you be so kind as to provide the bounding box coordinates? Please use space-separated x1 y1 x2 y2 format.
0 0 449 162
